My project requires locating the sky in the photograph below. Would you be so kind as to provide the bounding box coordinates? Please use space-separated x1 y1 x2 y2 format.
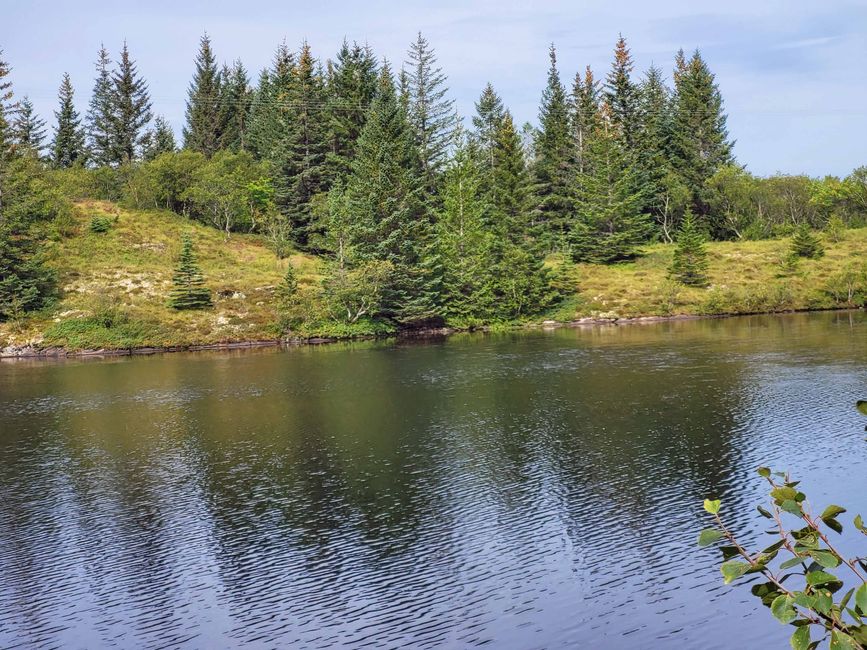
4 0 867 177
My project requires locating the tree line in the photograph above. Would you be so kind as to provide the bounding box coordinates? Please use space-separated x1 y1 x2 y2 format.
1 34 866 327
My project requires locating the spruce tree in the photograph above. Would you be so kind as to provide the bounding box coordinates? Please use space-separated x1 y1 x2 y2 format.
570 103 653 263
218 59 251 151
636 65 673 219
532 45 574 248
670 49 733 227
51 73 86 168
86 45 114 166
669 209 709 286
0 50 12 160
472 82 505 172
11 96 46 156
325 40 378 179
141 115 176 160
0 219 56 320
790 222 824 259
339 62 437 323
490 111 530 238
184 33 222 156
108 42 152 164
404 32 455 195
604 35 640 151
572 66 600 174
169 234 212 309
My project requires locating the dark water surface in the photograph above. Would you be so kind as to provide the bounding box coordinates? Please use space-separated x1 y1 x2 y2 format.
1 312 866 649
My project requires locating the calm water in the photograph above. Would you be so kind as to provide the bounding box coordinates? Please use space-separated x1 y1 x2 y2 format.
1 312 866 649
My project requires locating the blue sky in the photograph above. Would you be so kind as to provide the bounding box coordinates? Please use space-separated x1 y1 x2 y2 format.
5 0 867 176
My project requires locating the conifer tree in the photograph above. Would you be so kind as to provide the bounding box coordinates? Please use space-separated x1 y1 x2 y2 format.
11 96 46 156
572 66 600 174
141 115 176 160
570 103 653 263
604 35 640 151
636 65 673 218
532 45 574 248
670 49 733 227
669 209 709 286
325 40 378 179
51 73 86 168
338 62 437 323
86 45 114 166
108 42 152 164
184 33 222 156
490 111 530 237
169 234 212 309
472 82 505 172
404 32 455 195
0 50 12 161
218 59 251 151
790 222 824 259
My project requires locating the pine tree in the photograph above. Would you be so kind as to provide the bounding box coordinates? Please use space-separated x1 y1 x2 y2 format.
325 40 379 180
490 111 530 238
339 62 437 323
0 51 12 162
184 33 222 156
108 42 152 164
404 32 455 195
11 96 46 156
51 73 86 168
570 104 653 263
636 65 673 218
218 59 252 151
168 234 212 309
141 115 176 160
604 35 640 151
472 82 505 172
86 45 114 166
532 45 574 248
670 49 733 227
572 66 600 174
790 222 824 259
669 209 709 286
0 219 56 320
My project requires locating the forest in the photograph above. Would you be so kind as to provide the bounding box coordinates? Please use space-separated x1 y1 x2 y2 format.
2 33 867 339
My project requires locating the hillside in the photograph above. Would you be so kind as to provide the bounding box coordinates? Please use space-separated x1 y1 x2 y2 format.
2 200 866 354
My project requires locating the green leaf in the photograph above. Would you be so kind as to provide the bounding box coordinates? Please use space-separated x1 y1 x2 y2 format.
757 466 771 478
698 528 724 547
823 517 844 534
840 587 855 611
790 625 810 650
721 559 751 585
851 626 867 646
762 540 786 554
809 550 841 568
814 590 833 614
829 630 859 650
854 514 864 532
771 487 798 503
821 505 847 519
856 400 867 416
703 499 721 515
792 591 815 609
771 594 797 624
856 583 867 613
757 504 774 519
720 545 740 560
806 570 839 586
780 556 806 570
782 499 803 516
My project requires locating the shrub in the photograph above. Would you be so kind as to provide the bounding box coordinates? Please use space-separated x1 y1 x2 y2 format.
791 222 825 259
89 216 112 233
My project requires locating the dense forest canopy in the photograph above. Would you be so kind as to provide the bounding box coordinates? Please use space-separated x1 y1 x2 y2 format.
1 33 866 328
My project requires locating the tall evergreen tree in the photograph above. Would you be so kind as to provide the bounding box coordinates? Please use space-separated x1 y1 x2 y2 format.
669 209 709 286
636 65 673 218
670 49 733 228
471 82 505 172
572 65 600 174
51 73 86 168
490 111 530 237
108 42 152 164
218 59 252 151
11 96 46 156
532 44 574 248
570 103 653 263
404 32 455 195
339 62 437 323
169 234 212 309
0 49 12 161
184 33 222 156
141 115 176 160
86 44 113 166
325 40 379 180
604 35 640 151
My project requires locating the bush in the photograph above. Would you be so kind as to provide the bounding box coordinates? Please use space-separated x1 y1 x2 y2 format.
42 308 163 350
89 216 112 233
791 222 825 259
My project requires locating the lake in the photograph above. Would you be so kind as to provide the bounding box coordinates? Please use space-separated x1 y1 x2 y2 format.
1 312 866 649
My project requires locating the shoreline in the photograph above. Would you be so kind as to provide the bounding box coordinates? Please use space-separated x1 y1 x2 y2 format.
2 306 861 360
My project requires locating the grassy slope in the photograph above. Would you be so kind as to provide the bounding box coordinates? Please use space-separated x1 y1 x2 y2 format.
2 200 866 351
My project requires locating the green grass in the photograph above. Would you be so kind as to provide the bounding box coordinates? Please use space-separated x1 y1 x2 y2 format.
3 200 867 352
